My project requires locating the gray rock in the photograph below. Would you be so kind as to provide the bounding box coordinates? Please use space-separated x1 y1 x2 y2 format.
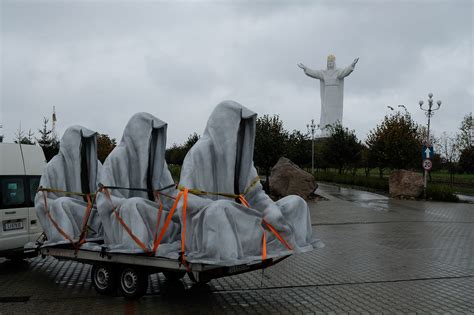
389 169 424 198
269 157 317 200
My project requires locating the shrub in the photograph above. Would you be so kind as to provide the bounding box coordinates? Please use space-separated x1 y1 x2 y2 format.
426 185 459 202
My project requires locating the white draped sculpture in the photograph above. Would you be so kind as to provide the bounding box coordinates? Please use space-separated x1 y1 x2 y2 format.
96 113 184 256
35 126 103 246
298 55 358 136
179 101 323 266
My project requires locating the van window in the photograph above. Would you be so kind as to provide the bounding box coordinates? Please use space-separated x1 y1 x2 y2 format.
1 177 25 208
29 176 41 203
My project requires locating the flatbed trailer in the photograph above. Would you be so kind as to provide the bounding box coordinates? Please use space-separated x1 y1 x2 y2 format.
37 245 290 299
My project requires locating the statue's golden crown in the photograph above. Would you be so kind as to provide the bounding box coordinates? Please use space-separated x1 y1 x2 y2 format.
327 54 336 62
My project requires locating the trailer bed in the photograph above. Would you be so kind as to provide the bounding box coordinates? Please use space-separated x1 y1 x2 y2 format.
37 244 290 299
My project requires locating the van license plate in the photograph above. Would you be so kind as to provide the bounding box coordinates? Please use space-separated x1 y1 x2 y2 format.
3 220 24 231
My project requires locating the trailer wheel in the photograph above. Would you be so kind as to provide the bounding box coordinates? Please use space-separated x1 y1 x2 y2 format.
91 264 118 295
162 270 186 281
187 271 211 285
118 266 148 299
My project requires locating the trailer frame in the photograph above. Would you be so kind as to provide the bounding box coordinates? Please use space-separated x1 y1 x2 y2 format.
37 244 290 299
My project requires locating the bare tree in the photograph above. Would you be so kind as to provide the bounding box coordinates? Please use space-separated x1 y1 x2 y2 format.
436 132 460 184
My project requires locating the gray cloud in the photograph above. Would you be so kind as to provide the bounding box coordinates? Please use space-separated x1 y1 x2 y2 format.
1 0 472 147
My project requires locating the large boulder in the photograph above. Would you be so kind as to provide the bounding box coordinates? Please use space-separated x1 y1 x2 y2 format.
269 157 317 200
389 169 424 198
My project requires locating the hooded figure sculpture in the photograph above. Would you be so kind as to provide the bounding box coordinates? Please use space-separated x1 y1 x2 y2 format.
35 126 103 246
179 101 323 266
96 113 186 257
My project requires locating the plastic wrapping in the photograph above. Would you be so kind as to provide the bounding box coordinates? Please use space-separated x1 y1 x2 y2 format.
179 101 323 266
35 126 103 246
96 113 184 257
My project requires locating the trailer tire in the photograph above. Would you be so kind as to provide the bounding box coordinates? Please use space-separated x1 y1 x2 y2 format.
91 263 118 295
118 266 148 299
162 270 186 281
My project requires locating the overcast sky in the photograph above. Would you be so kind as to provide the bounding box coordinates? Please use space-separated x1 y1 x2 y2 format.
1 0 473 147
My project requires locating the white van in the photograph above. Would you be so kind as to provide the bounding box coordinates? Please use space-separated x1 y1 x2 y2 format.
0 143 46 259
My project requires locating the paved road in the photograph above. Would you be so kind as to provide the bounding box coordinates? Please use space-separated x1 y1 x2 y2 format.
1 183 473 313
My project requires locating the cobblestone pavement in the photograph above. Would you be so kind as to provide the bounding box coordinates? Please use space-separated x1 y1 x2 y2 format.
1 183 473 313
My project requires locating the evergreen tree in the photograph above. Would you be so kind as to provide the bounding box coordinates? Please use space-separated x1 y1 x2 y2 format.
37 117 59 161
14 127 35 145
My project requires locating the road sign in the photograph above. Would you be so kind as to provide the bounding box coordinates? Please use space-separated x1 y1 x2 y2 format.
422 145 434 160
423 159 432 171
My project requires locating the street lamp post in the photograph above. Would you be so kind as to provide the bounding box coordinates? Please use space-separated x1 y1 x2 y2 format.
419 92 442 199
307 119 317 174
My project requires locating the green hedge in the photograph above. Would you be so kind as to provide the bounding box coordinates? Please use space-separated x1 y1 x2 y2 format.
314 171 459 202
426 185 459 202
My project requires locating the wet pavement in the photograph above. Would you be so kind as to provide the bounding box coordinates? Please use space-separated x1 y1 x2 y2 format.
0 183 473 313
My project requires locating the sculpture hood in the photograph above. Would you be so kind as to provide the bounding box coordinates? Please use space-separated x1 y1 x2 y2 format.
180 100 258 198
100 112 174 200
42 125 99 198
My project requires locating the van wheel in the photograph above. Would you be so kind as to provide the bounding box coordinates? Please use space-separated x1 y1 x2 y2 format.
118 266 148 299
162 270 186 281
91 263 118 295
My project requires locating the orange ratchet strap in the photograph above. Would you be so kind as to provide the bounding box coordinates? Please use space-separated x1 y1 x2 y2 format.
238 194 293 259
262 220 293 251
41 190 78 249
179 188 190 270
101 187 150 254
261 227 267 260
76 194 94 247
152 192 164 248
238 195 250 208
152 191 183 254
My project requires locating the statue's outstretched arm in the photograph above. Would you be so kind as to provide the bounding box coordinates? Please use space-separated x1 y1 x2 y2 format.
337 57 359 79
298 63 323 80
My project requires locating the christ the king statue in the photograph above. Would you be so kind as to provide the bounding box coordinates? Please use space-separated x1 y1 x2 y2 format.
298 55 359 136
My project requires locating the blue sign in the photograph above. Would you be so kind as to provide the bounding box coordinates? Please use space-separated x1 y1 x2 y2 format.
422 145 434 160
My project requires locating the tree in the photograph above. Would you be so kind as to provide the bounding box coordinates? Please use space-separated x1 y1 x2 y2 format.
360 145 374 177
14 127 35 145
456 113 473 151
456 113 474 174
366 111 422 177
321 123 362 174
165 133 200 165
97 134 117 163
254 114 288 189
284 130 311 168
436 132 460 183
37 117 59 162
459 146 474 174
